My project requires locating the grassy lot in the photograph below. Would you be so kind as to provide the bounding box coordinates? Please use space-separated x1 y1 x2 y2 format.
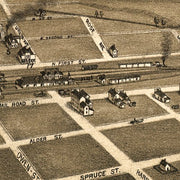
101 32 180 56
0 103 81 140
0 43 20 65
102 119 180 162
0 148 32 180
30 37 102 62
86 95 167 126
101 173 135 180
92 19 157 34
21 134 119 179
165 91 180 113
18 18 89 37
144 161 180 180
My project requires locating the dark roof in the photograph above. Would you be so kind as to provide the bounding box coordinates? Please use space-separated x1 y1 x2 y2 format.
43 68 63 75
80 101 87 108
98 74 106 81
18 46 34 56
109 44 117 51
72 89 89 99
108 88 117 96
160 159 169 167
118 90 129 100
154 89 169 98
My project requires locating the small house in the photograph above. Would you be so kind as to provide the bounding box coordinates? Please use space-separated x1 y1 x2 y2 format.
108 88 125 108
71 89 94 116
108 44 118 58
5 34 20 48
153 88 170 103
97 74 107 85
17 46 36 64
160 159 171 171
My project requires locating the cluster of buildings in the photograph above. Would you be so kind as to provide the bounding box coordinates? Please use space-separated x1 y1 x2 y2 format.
15 68 73 88
3 32 36 64
108 88 136 108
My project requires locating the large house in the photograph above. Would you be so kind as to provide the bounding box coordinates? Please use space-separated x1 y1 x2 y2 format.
153 88 170 103
108 88 125 108
5 34 20 48
17 46 36 64
71 89 94 116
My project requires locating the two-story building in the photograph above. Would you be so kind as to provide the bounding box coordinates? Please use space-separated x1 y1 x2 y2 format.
71 89 94 116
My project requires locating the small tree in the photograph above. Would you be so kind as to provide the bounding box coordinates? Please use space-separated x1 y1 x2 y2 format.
95 10 99 18
154 16 160 27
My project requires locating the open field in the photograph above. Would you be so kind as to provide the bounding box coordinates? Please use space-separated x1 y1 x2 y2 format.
144 161 180 180
165 91 180 113
101 32 180 56
102 173 135 180
0 148 32 180
0 103 81 140
30 37 102 62
102 119 180 162
7 0 180 28
0 43 20 65
92 19 157 34
86 95 167 126
18 17 89 37
21 134 119 179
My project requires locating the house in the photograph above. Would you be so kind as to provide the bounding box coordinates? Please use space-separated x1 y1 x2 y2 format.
108 88 125 109
160 159 171 171
108 44 118 58
71 89 94 116
153 88 170 103
41 68 63 80
17 46 36 64
97 74 107 85
5 34 20 48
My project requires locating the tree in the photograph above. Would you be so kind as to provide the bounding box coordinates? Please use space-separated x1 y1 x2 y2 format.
161 32 172 66
154 16 160 27
95 10 99 18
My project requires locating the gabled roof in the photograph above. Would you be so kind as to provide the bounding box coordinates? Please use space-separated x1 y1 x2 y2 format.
80 101 87 108
108 88 117 96
118 90 129 99
72 89 89 99
154 89 169 99
160 159 169 167
109 44 118 51
18 46 34 56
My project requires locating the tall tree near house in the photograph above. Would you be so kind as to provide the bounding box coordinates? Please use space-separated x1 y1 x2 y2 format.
161 31 172 66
